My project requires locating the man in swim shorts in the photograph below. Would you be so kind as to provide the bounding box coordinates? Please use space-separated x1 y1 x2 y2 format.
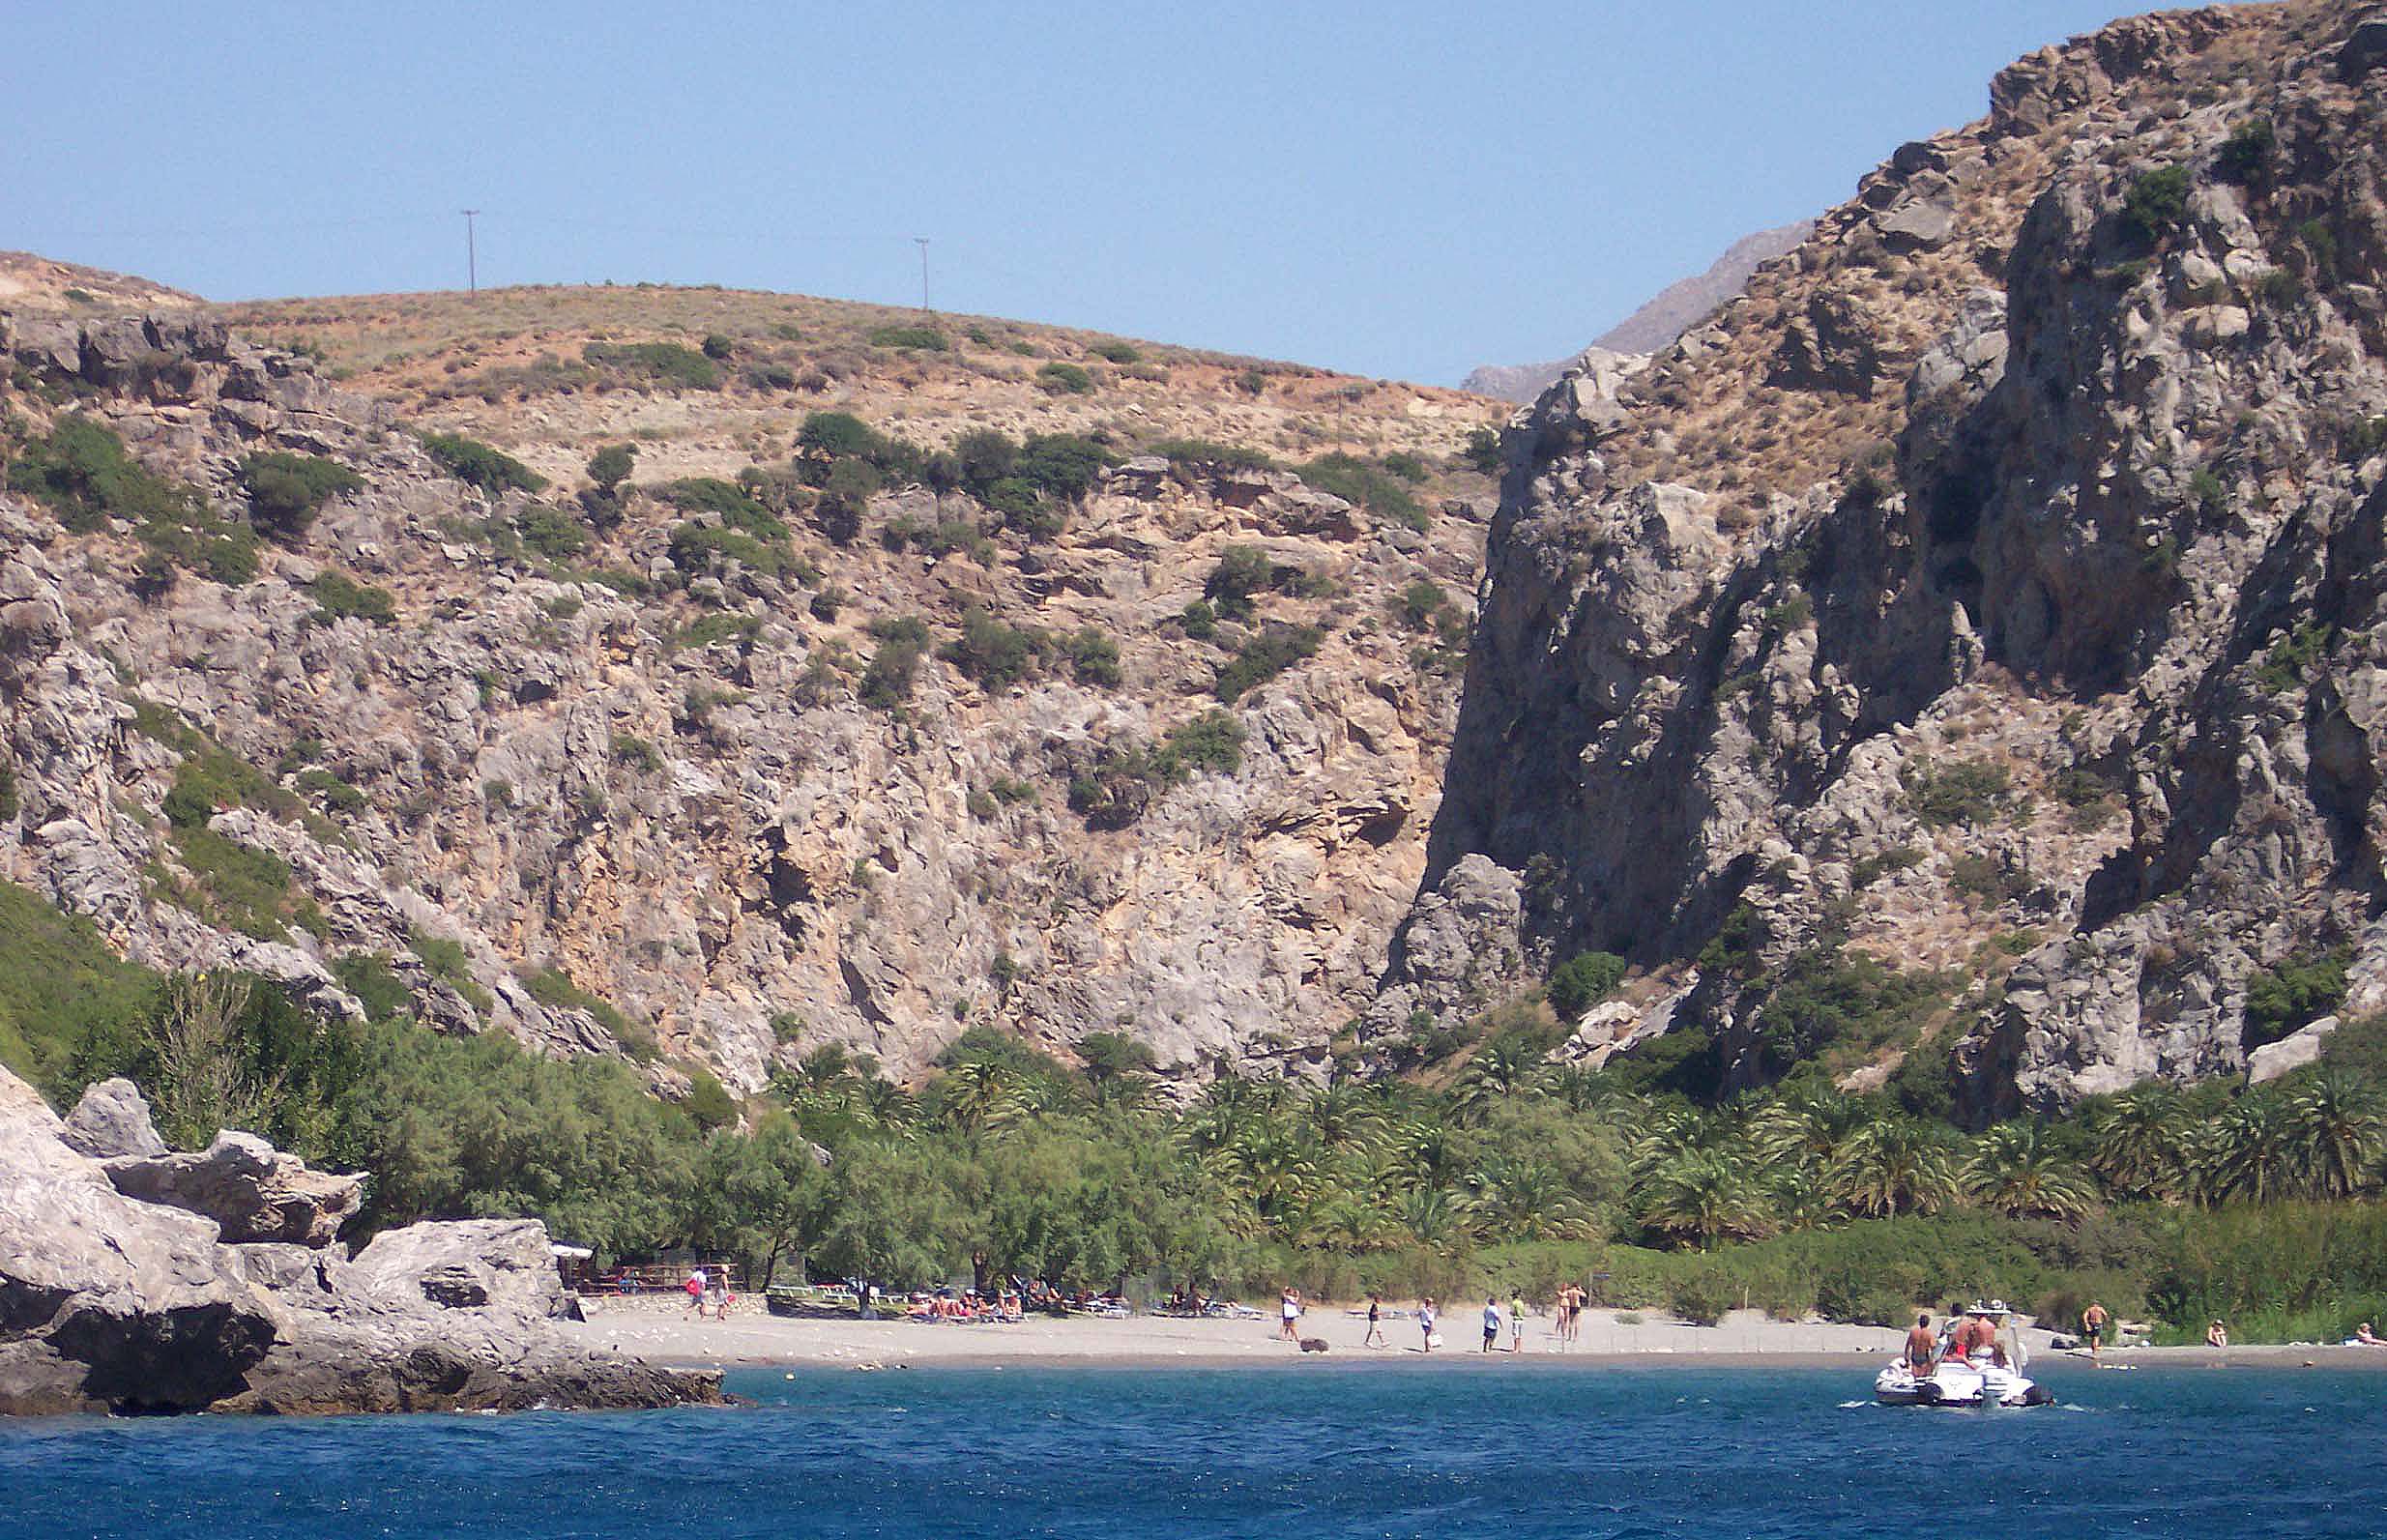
1905 1314 1938 1374
2081 1301 2108 1361
1481 1296 1501 1352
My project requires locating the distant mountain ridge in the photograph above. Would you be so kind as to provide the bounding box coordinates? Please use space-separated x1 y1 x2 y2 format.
1462 220 1813 402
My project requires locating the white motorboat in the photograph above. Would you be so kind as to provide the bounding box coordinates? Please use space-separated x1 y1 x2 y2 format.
1874 1301 2053 1408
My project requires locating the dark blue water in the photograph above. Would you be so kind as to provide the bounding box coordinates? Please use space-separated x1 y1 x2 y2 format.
1 1361 2380 1537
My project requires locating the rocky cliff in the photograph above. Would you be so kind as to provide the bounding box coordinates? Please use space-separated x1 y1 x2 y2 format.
1383 0 2387 1113
0 295 1493 1095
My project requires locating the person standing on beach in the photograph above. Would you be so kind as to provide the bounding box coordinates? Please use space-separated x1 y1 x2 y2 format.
1482 1297 1501 1352
2081 1301 2108 1362
1419 1297 1438 1352
1364 1293 1386 1349
1509 1293 1527 1353
684 1266 707 1320
1280 1288 1302 1342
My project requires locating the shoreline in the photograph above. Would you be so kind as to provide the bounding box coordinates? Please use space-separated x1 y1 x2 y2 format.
563 1302 2387 1373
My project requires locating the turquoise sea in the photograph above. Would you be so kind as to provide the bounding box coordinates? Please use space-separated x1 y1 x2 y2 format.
2 1361 2381 1537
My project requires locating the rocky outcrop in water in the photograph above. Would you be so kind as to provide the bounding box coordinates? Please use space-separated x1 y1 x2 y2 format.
0 1063 717 1414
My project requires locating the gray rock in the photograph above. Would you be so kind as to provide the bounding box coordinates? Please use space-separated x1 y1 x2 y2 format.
103 1130 364 1246
1878 199 1958 252
59 1078 167 1160
2249 1017 2339 1085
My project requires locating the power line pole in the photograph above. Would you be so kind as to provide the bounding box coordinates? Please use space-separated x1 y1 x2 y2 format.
461 209 481 296
915 237 931 312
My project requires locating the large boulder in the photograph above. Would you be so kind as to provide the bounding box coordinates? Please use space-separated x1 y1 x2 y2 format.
0 1070 277 1413
59 1078 168 1160
104 1130 364 1246
344 1219 570 1319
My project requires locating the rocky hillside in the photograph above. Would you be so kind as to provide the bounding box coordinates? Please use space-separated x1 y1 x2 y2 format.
1377 0 2387 1115
0 289 1497 1097
1461 222 1813 403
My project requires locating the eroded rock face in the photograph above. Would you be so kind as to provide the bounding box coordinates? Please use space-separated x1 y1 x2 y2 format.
0 305 1483 1094
104 1131 364 1246
0 1064 716 1415
1381 2 2387 1112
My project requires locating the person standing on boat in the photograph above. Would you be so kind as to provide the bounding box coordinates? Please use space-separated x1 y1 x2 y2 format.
1905 1314 1938 1374
2081 1301 2109 1362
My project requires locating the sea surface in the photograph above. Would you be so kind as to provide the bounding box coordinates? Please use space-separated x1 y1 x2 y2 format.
2 1360 2382 1538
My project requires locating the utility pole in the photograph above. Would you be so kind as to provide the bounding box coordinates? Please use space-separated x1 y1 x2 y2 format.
915 237 931 312
461 209 481 296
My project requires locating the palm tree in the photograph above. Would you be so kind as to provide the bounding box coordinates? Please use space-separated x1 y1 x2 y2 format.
1827 1119 1958 1218
1219 1122 1321 1232
1305 1083 1384 1153
2200 1093 2298 1203
940 1060 1020 1138
1538 1063 1606 1112
1453 1036 1537 1124
1961 1122 2098 1219
2082 1085 2194 1201
1463 1157 1590 1240
1636 1148 1775 1250
1747 1088 1874 1172
1398 1185 1465 1247
2283 1069 2386 1199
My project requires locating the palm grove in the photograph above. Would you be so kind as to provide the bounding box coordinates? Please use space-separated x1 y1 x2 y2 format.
15 878 2387 1349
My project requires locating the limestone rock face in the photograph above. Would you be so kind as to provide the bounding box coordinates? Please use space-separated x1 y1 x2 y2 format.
0 1063 715 1415
0 303 1483 1095
104 1131 364 1246
59 1078 168 1160
1380 1 2387 1112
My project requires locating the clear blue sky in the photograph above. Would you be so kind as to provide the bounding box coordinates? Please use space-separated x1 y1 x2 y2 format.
6 2 2148 384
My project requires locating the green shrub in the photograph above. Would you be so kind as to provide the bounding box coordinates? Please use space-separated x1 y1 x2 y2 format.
293 769 366 814
586 443 637 491
1547 952 1627 1019
1901 759 2009 827
1215 624 1324 701
1462 426 1501 476
7 416 258 585
859 616 932 710
1381 450 1430 483
670 613 762 650
610 734 662 772
1088 340 1140 363
2214 117 2274 185
2120 164 2194 245
2256 621 2332 693
583 340 721 390
0 880 162 1091
422 432 545 494
809 583 847 622
238 451 363 540
333 953 414 1025
1163 710 1245 775
1016 434 1114 502
1036 362 1093 394
1669 1272 1737 1324
1297 452 1428 531
1180 600 1218 640
867 324 946 351
1065 712 1244 826
1749 944 1949 1080
2243 947 2351 1048
515 505 590 561
1063 628 1121 688
306 570 398 626
0 760 15 824
940 607 1047 688
684 1069 738 1132
1151 438 1275 472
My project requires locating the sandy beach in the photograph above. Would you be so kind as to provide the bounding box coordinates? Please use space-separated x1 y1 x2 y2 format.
567 1299 2018 1369
563 1298 2387 1373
